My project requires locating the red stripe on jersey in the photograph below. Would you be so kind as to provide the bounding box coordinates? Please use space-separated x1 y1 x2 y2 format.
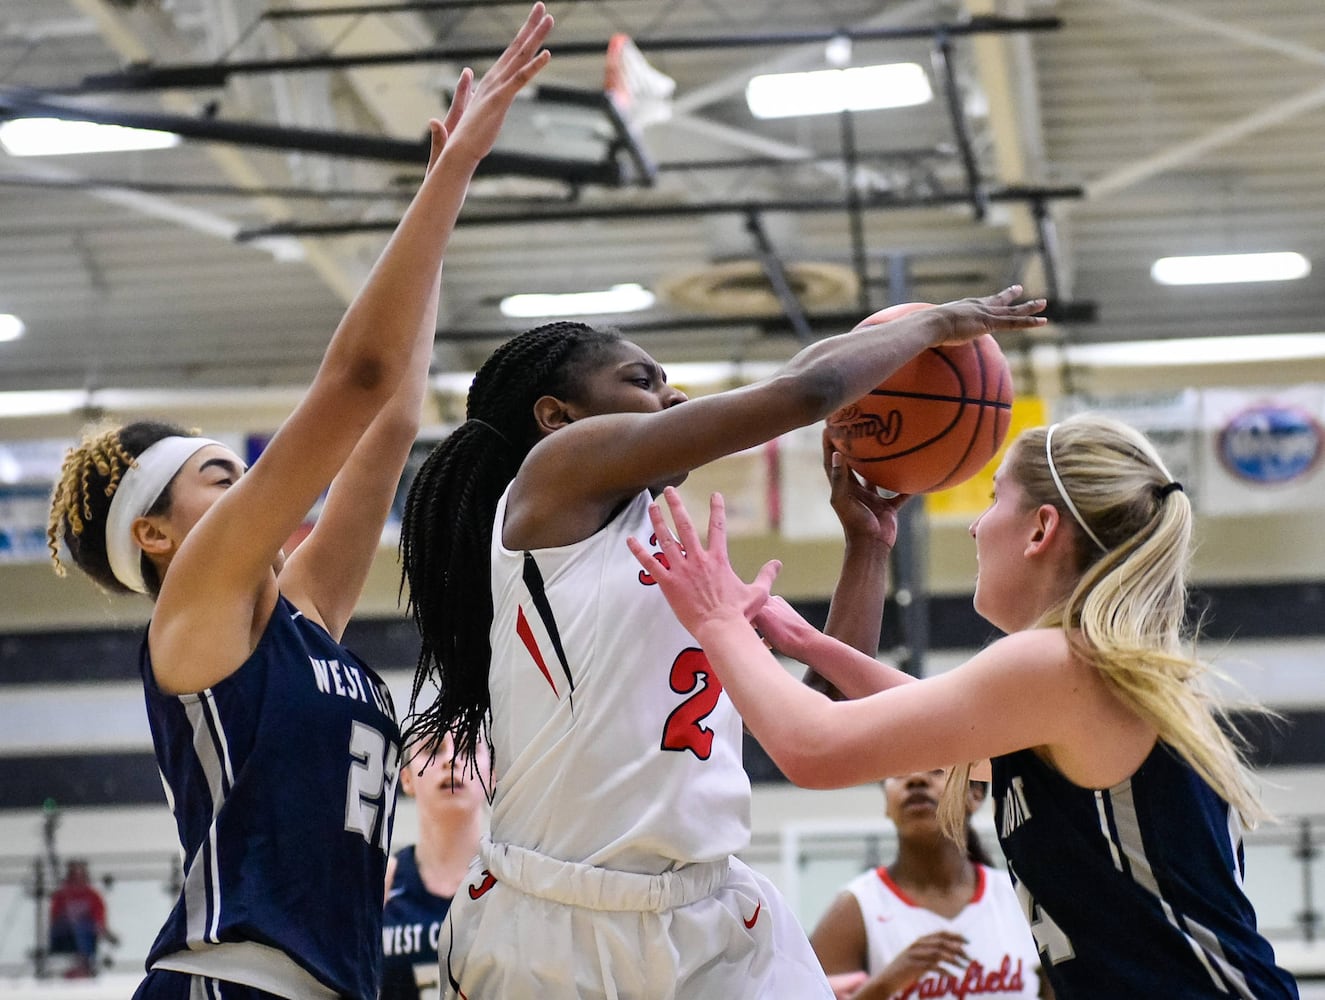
516 605 559 696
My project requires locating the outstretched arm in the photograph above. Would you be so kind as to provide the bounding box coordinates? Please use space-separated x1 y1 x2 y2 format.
628 488 1081 788
756 596 916 701
151 5 554 686
279 44 537 637
516 287 1046 547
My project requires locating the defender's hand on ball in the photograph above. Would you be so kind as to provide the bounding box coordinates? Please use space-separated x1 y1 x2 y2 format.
928 285 1046 345
627 488 780 639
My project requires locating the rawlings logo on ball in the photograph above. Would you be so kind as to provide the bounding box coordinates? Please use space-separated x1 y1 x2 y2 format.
828 404 903 448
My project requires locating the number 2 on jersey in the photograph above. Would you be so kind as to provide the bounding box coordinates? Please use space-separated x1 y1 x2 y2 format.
344 721 400 850
660 647 723 760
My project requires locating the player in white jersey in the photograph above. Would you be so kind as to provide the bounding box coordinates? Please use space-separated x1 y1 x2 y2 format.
398 291 1048 997
486 488 749 872
812 773 1044 1000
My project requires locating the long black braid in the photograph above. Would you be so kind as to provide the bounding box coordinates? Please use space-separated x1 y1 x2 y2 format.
399 321 622 771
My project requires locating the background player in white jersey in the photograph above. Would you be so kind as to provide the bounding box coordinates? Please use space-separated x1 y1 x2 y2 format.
44 11 553 997
629 414 1300 998
812 772 1047 1000
398 289 1047 998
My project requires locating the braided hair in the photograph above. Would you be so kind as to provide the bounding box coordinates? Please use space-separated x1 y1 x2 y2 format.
47 419 196 596
399 322 622 769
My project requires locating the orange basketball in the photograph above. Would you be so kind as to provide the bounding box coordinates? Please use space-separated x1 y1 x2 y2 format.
825 303 1014 494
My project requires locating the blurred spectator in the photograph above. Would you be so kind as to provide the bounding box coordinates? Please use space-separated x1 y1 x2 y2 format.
48 860 118 978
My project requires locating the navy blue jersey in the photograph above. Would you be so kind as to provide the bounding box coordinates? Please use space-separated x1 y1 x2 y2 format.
380 846 453 1000
992 744 1298 999
141 595 401 1000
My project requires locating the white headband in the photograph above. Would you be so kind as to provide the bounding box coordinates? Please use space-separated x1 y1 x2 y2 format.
106 436 224 594
1044 423 1107 553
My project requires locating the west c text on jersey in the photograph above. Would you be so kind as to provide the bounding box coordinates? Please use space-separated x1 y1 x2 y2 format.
308 656 391 715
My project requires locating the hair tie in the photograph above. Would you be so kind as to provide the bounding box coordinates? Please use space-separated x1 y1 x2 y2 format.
1156 480 1184 500
469 418 516 451
1044 424 1107 553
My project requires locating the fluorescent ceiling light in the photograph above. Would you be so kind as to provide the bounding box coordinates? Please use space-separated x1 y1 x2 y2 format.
746 63 932 120
0 390 85 418
0 117 181 156
499 283 655 319
1151 252 1310 286
1066 332 1325 367
0 314 23 342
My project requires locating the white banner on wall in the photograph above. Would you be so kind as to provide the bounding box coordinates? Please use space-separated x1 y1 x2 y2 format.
1199 386 1325 514
1063 386 1325 516
1060 389 1204 505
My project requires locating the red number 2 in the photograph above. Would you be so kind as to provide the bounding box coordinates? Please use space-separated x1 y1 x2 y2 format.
660 648 723 760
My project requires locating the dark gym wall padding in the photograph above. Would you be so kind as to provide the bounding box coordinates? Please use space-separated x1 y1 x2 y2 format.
3 581 1321 685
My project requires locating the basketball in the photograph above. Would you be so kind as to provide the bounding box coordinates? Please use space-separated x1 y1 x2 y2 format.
825 303 1015 494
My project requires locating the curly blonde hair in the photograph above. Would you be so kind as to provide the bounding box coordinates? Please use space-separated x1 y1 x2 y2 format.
47 419 194 595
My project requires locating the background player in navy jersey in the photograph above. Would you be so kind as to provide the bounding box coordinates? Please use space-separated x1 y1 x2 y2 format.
44 10 554 999
811 772 1048 1000
381 732 487 1000
397 288 1046 998
629 413 1299 999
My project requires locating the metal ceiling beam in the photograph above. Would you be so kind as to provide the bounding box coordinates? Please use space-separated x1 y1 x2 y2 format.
1083 1 1325 203
1097 0 1325 69
965 0 1061 298
0 173 405 199
424 297 1095 343
234 184 1084 240
658 2 953 242
62 0 368 303
1086 80 1325 201
744 212 813 343
265 0 457 183
930 31 986 222
0 85 643 184
262 0 617 16
836 109 871 313
0 148 951 200
68 17 1062 93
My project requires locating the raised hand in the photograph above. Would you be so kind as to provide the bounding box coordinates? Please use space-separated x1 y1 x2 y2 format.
437 2 555 166
928 284 1047 345
423 68 475 176
626 488 781 639
822 430 911 550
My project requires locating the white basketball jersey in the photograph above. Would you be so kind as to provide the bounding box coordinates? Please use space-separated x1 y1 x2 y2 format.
847 864 1041 999
487 487 751 875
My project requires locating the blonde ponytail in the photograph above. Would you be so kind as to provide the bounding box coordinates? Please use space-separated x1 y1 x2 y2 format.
939 415 1269 838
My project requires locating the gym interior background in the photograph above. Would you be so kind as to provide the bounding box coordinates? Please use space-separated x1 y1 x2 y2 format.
1 0 1324 993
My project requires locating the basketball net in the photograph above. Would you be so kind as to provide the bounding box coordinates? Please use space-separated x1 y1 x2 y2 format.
604 34 676 129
